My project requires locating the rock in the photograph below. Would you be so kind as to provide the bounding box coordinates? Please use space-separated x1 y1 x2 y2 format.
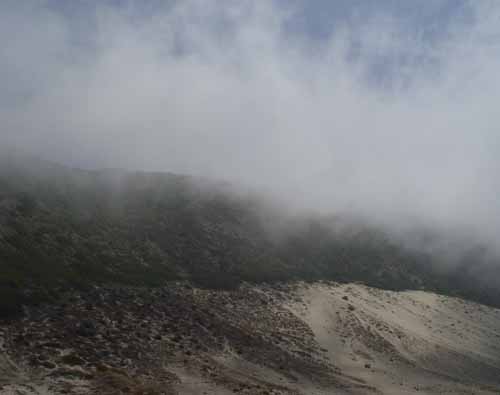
60 353 85 366
76 319 97 337
41 360 56 369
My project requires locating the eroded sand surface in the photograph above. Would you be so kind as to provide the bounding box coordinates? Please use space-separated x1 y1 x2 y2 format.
1 283 500 394
288 283 500 394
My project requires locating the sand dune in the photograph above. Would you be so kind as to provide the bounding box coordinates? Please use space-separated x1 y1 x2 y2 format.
287 282 500 394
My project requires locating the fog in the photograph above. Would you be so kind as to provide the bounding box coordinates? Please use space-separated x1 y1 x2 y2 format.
2 0 500 248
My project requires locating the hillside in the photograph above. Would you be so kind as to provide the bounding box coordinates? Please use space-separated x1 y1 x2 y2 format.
2 154 500 394
1 282 500 394
1 152 500 317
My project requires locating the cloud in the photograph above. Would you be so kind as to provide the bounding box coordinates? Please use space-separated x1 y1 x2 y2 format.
2 0 500 245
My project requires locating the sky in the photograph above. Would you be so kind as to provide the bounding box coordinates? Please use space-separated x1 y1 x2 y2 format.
2 0 500 246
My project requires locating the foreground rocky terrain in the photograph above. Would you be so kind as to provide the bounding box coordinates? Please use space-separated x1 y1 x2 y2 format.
1 282 500 395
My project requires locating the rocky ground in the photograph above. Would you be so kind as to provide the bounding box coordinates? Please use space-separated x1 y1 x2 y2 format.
1 282 500 394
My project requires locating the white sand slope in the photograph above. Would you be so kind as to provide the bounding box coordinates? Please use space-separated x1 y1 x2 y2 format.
288 282 500 394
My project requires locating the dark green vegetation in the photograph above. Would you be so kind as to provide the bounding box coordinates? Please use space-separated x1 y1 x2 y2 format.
1 152 500 317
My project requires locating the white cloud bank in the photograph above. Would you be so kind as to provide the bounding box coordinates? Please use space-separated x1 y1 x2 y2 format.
2 0 500 245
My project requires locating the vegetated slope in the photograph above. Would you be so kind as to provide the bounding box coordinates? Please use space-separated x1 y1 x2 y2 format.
1 151 500 316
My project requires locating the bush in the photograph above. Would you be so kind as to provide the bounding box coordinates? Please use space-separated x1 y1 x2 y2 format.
0 285 25 319
191 271 240 290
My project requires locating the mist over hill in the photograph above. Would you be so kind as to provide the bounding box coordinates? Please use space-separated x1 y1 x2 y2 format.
3 1 500 247
1 152 500 317
2 1 500 314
